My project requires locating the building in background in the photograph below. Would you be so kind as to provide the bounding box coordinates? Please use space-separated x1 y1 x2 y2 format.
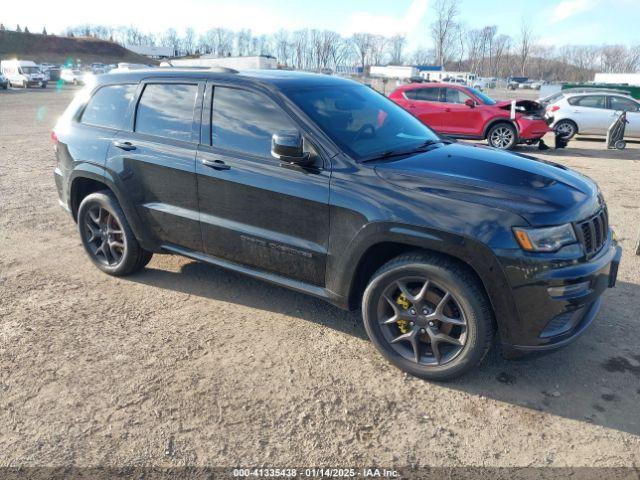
420 70 477 84
370 65 418 80
127 45 175 60
166 55 277 70
594 73 640 86
415 65 443 81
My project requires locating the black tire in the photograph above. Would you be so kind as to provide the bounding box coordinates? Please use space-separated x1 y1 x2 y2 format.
487 122 517 150
77 190 152 276
362 252 495 380
554 119 577 140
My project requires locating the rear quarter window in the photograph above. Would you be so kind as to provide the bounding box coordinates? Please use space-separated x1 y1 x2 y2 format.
405 88 440 102
135 83 198 142
568 95 605 108
80 84 137 130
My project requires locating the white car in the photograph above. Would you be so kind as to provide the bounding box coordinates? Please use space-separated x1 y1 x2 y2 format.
546 92 640 139
0 60 48 88
60 68 85 85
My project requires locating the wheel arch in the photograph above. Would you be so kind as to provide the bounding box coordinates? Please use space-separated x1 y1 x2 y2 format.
68 167 158 251
337 225 517 342
482 118 518 139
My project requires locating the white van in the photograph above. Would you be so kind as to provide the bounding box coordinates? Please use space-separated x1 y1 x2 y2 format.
0 60 48 88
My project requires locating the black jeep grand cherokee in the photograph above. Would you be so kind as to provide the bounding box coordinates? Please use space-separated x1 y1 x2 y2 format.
53 69 622 380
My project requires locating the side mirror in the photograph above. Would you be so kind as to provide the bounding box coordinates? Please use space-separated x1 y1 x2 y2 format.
271 131 313 166
465 98 476 108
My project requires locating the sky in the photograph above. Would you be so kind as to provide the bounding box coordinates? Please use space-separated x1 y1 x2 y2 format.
2 0 639 50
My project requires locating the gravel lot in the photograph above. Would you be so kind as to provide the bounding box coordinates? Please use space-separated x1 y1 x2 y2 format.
1 86 639 472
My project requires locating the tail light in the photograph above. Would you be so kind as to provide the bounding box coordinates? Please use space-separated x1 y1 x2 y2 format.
51 130 59 151
548 105 560 113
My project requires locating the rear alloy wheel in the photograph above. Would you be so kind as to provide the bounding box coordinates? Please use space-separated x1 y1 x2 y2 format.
362 253 494 380
78 191 153 276
487 123 517 150
554 120 577 140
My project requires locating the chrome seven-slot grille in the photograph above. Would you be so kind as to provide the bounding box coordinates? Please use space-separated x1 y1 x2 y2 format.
575 200 608 258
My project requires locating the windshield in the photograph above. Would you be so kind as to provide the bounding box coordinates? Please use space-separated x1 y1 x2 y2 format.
467 87 496 105
21 66 41 74
285 84 440 161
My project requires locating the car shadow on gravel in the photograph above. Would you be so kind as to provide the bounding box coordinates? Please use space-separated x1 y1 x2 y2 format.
130 260 367 340
129 261 640 436
448 279 640 436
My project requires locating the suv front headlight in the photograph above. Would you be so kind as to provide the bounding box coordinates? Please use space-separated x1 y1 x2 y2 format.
513 224 577 252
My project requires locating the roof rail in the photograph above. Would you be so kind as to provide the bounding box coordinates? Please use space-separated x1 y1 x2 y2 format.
158 61 238 74
208 66 239 74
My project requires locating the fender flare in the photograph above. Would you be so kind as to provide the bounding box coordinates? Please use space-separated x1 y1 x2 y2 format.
483 118 519 140
68 164 159 251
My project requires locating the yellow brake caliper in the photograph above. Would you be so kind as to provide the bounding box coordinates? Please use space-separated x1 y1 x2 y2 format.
396 293 410 333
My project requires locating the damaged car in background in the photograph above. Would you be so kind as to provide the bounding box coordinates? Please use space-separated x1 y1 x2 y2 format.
389 83 551 150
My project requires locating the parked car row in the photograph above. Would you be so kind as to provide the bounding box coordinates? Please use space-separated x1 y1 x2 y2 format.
0 60 48 88
0 59 118 89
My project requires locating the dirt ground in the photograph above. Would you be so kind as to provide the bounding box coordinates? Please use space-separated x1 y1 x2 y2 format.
1 86 639 473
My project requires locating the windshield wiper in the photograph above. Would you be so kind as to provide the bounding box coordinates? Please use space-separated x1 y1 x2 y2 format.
361 139 444 163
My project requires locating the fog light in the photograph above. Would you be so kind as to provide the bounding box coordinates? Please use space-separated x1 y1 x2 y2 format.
547 281 590 299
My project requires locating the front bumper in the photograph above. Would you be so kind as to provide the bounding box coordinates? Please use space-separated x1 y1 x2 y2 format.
498 237 622 355
517 118 552 140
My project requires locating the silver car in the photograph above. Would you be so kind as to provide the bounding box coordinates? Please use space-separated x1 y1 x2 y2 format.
546 92 640 139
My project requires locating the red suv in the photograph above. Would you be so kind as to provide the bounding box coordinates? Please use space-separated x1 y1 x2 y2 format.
389 84 551 150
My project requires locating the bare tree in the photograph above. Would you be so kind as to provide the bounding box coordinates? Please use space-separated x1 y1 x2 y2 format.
430 0 459 67
517 19 534 77
235 29 252 56
352 33 373 71
160 28 179 55
388 35 406 65
369 35 387 65
291 29 310 69
411 47 435 65
273 29 291 65
183 28 196 55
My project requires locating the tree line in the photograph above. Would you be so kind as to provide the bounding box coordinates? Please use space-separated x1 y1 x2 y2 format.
2 0 639 81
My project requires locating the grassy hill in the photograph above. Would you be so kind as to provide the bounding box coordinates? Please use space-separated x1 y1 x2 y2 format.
0 30 155 65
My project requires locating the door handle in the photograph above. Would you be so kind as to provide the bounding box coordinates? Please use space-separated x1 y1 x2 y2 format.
113 140 136 151
201 159 230 171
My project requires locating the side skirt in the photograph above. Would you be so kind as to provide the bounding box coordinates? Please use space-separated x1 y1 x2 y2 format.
161 244 349 309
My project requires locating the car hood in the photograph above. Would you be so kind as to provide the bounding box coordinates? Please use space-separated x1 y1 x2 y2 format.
494 99 544 115
374 143 600 226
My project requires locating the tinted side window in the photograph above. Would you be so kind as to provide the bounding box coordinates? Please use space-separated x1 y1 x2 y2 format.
609 96 639 112
444 88 472 104
81 84 136 129
211 87 298 158
135 83 198 142
405 88 440 102
569 95 605 108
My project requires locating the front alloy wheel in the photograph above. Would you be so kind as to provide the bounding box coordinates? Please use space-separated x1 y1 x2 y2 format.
488 123 517 149
378 277 467 366
362 253 494 380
